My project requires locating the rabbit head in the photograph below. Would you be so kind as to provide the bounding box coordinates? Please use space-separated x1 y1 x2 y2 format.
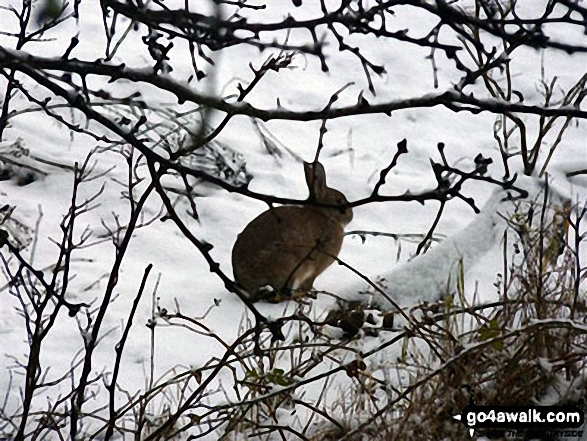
231 161 353 302
304 161 353 226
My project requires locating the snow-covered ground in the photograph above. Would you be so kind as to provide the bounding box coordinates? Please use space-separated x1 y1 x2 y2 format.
1 0 587 439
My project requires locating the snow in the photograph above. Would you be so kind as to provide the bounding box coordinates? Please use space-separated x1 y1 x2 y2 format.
0 0 587 439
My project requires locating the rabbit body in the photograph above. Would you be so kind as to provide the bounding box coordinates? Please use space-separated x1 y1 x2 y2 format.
232 162 352 302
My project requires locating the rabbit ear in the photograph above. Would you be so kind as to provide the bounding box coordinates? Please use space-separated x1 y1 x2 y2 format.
304 161 327 200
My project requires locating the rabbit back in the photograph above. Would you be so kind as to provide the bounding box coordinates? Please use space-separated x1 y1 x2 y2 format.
232 206 345 301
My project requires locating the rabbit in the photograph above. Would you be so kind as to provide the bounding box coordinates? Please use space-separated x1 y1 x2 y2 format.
231 161 353 302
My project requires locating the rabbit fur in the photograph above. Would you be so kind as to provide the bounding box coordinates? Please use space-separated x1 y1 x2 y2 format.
232 161 353 302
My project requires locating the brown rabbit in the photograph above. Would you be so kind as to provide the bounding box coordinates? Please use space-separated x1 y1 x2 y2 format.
231 161 353 302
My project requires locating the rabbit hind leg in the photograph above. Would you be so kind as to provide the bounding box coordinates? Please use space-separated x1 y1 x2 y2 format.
289 274 318 300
